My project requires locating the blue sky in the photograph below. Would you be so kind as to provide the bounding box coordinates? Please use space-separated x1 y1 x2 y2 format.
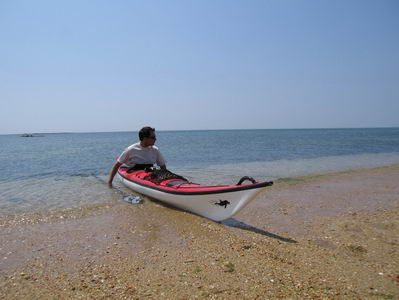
1 0 398 134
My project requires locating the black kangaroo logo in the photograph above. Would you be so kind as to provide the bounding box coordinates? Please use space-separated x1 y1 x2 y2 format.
214 200 230 208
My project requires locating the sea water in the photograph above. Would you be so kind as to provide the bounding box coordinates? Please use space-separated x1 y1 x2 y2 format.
1 128 399 216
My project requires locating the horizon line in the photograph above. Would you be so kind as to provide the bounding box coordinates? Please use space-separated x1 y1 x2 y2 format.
1 126 399 136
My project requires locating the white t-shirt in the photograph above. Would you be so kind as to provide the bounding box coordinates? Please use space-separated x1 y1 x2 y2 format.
118 142 166 167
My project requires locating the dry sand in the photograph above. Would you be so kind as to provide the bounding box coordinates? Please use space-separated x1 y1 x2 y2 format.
1 165 398 299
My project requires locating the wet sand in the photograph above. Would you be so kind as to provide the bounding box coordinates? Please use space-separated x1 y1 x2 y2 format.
1 165 398 299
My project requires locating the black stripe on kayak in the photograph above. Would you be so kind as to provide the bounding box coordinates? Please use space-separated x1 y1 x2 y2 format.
118 171 273 196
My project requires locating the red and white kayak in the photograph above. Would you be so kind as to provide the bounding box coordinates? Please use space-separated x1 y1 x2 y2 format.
118 168 273 221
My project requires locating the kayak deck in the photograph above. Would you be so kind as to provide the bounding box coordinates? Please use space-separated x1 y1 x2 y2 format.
118 168 273 195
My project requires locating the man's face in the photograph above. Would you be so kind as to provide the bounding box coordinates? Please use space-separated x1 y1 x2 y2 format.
143 131 156 146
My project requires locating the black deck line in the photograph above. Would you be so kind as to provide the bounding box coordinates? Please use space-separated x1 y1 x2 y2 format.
118 171 273 196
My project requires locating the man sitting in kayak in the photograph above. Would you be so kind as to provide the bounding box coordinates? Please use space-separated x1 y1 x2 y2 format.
108 126 166 187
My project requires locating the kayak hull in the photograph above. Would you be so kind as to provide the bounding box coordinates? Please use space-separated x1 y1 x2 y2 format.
118 169 272 221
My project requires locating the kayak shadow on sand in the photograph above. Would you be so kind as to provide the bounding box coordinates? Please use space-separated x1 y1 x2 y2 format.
221 219 297 244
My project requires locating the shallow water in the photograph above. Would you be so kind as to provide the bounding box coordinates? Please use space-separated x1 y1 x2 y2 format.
0 175 123 215
1 128 399 216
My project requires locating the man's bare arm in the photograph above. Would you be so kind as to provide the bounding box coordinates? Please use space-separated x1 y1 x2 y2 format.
108 161 122 187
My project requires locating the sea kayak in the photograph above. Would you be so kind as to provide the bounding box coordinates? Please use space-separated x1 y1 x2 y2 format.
118 167 273 221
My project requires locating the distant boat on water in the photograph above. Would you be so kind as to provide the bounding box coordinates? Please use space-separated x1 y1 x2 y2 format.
20 134 45 137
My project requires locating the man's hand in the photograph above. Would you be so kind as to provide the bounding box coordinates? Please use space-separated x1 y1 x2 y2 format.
108 161 122 188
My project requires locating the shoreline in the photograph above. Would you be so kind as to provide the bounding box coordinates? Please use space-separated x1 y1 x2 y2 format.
2 163 398 223
1 164 398 298
275 163 399 185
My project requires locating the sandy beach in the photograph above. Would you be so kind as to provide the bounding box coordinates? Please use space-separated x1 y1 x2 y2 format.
1 165 398 299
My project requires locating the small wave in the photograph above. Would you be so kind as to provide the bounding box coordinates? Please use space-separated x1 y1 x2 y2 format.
177 152 399 183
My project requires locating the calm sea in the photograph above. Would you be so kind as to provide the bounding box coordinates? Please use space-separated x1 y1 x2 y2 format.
1 128 399 216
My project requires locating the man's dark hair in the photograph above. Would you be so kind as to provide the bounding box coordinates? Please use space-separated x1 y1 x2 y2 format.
139 126 155 141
